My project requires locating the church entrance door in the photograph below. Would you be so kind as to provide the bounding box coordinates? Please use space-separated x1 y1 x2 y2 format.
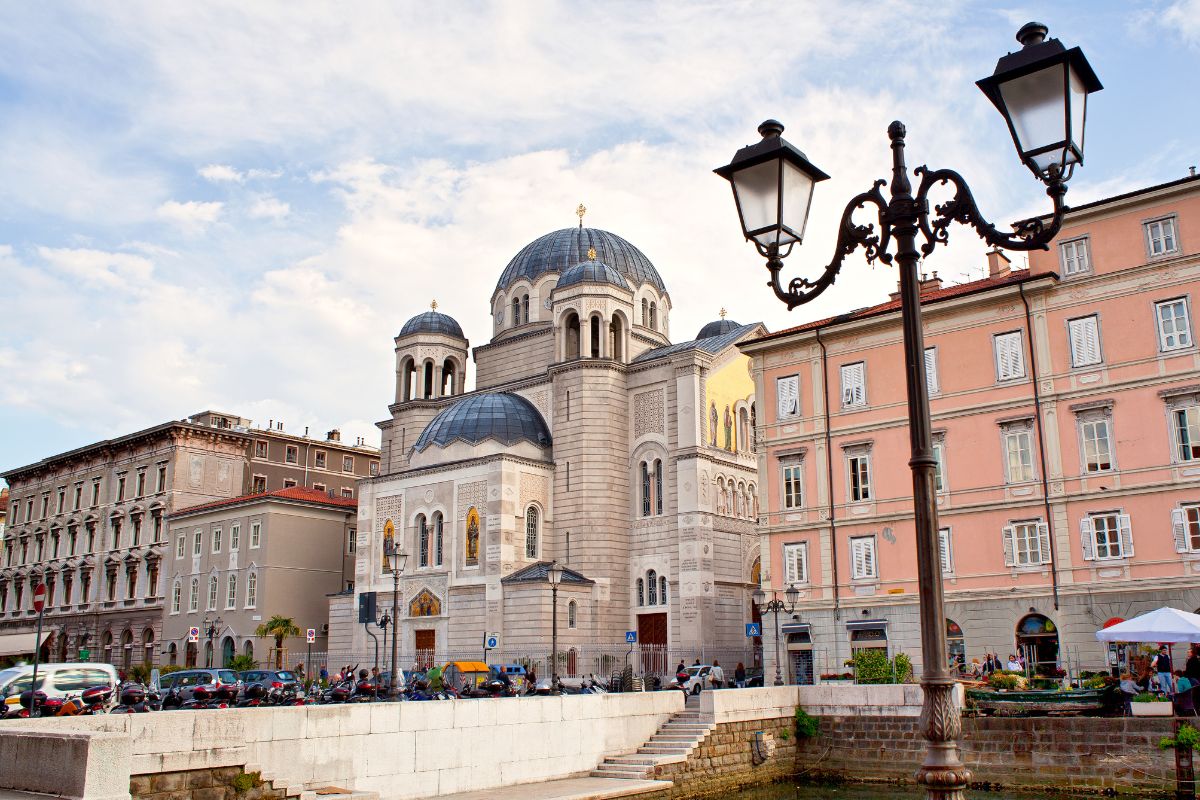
638 613 667 676
414 629 436 669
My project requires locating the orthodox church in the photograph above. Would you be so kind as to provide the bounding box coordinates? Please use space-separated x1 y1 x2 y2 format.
333 210 765 676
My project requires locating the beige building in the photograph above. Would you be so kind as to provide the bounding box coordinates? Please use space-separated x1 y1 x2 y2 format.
163 487 357 668
1 411 377 667
338 223 766 677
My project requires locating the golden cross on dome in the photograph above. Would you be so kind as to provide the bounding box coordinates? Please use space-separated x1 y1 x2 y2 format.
719 307 727 319
576 203 587 228
431 300 438 310
587 246 597 261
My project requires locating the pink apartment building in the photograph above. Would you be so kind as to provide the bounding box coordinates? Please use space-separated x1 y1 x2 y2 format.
740 172 1200 683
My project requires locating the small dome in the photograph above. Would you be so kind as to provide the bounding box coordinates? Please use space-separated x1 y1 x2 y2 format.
555 261 630 291
399 310 464 339
495 227 666 296
414 393 551 452
697 318 741 339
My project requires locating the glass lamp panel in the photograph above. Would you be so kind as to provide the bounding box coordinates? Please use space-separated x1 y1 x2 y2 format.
779 160 815 245
1067 64 1088 163
731 159 781 244
999 63 1068 164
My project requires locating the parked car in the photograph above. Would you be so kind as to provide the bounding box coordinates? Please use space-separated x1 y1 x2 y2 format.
0 663 118 710
239 669 300 694
668 664 713 695
158 668 242 701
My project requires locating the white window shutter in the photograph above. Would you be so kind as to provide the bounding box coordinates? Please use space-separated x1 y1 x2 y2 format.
925 348 939 395
1079 517 1095 561
938 529 952 574
864 539 876 577
1118 513 1134 558
1037 522 1052 565
1002 526 1015 567
1172 509 1189 553
852 540 863 577
776 375 799 418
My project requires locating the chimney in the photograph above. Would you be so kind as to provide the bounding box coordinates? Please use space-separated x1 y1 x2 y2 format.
304 426 309 437
987 247 1011 278
268 419 273 430
327 429 342 442
888 271 943 301
277 421 283 431
1191 166 1197 177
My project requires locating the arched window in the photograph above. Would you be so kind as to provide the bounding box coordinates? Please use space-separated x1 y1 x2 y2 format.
565 312 580 359
246 571 257 608
641 298 648 326
647 569 658 605
221 636 235 667
417 514 429 568
659 575 668 605
525 507 539 559
568 600 577 628
610 315 624 361
636 578 644 606
400 357 415 401
189 577 199 612
654 459 663 516
207 575 218 610
649 302 657 330
172 579 181 613
716 478 726 515
739 408 749 452
512 297 521 326
121 629 134 669
522 294 530 324
641 463 651 517
142 628 154 665
441 359 456 396
168 642 178 666
226 574 237 608
423 361 434 399
243 640 254 658
433 512 444 566
590 316 601 358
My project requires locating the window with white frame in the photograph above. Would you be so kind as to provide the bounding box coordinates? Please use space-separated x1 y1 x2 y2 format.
1155 298 1193 351
933 436 947 493
1060 237 1091 275
283 479 297 488
250 521 261 548
1172 403 1200 462
783 542 808 584
568 600 577 628
1145 216 1178 257
1067 315 1102 367
176 535 185 559
314 451 327 469
369 461 379 477
841 362 866 408
192 529 202 556
226 574 237 609
340 488 353 498
846 449 871 502
212 528 222 553
938 527 954 574
525 506 539 559
776 375 800 419
254 440 268 459
1081 511 1132 560
347 528 357 555
924 347 940 396
313 483 326 492
188 577 199 612
1001 421 1036 483
230 524 240 551
342 455 354 473
782 460 804 509
171 580 181 614
285 446 298 464
207 575 218 610
1003 520 1051 567
850 536 877 580
993 331 1026 381
245 572 257 608
1171 505 1200 553
1078 412 1114 472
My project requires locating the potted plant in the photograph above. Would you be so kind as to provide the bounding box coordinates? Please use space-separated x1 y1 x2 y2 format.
1131 692 1173 716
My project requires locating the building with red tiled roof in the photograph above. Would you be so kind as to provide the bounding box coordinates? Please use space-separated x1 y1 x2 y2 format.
163 487 358 668
739 173 1200 684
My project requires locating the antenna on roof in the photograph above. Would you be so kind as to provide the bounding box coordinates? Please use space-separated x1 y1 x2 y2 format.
576 203 587 229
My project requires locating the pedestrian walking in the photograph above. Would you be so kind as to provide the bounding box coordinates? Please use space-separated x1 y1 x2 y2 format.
1152 645 1174 696
734 662 747 688
710 661 724 690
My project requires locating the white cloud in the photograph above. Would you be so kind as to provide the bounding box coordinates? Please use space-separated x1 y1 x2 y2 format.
199 163 243 182
248 195 290 220
156 199 223 232
1164 0 1200 47
37 246 155 288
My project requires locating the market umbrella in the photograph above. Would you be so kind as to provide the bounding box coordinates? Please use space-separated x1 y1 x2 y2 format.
1095 607 1200 643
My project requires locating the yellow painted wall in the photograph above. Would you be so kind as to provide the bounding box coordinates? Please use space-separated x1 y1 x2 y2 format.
705 354 754 452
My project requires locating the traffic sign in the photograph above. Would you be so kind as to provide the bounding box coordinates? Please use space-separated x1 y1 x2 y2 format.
625 631 637 643
745 622 762 637
484 634 500 650
32 584 46 614
306 628 316 644
78 648 90 660
188 627 200 643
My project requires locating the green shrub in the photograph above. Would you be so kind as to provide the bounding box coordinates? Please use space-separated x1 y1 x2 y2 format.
850 649 913 684
1160 723 1200 751
225 654 257 672
778 729 790 741
159 665 187 675
988 672 1025 690
230 772 262 794
1082 675 1110 689
127 663 152 685
794 707 819 739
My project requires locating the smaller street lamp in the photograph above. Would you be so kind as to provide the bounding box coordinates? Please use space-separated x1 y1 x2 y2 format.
547 561 564 689
202 616 224 669
754 585 800 686
383 541 409 699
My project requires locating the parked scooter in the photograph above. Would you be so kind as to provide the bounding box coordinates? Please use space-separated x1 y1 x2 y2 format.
110 684 155 714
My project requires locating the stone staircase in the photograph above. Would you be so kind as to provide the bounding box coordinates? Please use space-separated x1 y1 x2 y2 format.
590 701 713 780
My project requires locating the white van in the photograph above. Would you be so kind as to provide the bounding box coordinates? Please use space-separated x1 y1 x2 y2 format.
0 663 118 709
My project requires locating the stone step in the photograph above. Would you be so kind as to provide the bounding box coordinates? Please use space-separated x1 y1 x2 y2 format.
659 724 711 732
604 756 662 766
590 765 649 779
650 733 700 742
638 745 692 755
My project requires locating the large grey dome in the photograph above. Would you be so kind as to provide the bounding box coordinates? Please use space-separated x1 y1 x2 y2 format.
399 310 464 339
697 318 741 339
555 261 630 291
495 227 665 296
414 392 551 452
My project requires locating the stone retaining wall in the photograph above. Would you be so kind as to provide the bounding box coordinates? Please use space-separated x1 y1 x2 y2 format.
130 768 288 800
643 716 799 799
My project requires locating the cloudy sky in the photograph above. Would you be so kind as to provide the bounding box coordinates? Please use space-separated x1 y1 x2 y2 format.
1 1 1197 474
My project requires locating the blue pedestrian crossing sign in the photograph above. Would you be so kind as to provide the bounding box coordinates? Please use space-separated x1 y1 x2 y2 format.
745 622 762 637
625 631 637 643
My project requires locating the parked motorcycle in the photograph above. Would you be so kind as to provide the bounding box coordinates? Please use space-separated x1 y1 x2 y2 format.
110 684 154 714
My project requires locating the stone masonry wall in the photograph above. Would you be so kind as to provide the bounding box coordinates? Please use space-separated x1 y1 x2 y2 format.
642 715 798 800
131 768 289 800
794 715 1178 795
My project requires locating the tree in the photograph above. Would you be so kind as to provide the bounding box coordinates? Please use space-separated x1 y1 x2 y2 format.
254 615 301 669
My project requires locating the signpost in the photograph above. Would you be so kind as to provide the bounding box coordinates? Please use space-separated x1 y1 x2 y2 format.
306 628 316 682
624 630 637 672
29 584 46 717
188 627 200 643
745 622 762 638
483 633 499 664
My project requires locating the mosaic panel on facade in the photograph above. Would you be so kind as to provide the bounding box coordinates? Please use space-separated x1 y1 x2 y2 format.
633 388 665 438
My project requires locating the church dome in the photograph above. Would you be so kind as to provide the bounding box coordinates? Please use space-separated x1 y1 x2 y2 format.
696 318 741 339
555 261 631 291
399 310 464 339
495 227 665 296
414 392 551 452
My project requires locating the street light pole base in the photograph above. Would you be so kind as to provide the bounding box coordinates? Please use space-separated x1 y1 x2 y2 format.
915 678 970 800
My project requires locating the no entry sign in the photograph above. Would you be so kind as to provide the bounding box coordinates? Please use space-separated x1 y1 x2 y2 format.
32 584 46 614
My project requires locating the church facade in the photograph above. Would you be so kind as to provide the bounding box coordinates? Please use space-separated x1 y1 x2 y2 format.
333 221 765 678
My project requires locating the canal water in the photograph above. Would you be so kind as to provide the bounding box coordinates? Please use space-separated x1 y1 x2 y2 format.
724 784 1070 800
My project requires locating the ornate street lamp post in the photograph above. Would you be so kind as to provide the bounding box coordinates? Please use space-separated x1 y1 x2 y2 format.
383 540 409 699
202 616 223 668
716 23 1100 800
753 584 800 686
548 561 564 689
